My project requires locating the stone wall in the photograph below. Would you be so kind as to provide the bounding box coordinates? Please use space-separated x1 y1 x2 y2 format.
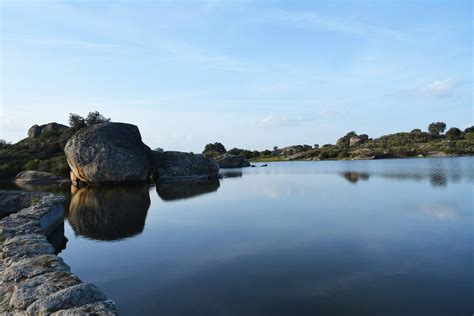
0 190 117 315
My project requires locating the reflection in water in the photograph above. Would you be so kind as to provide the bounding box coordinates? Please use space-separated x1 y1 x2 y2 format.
68 185 150 241
48 224 68 254
156 179 220 201
338 167 453 187
340 172 370 184
219 170 243 178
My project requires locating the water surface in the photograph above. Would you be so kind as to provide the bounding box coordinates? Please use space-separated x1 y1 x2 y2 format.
8 158 474 315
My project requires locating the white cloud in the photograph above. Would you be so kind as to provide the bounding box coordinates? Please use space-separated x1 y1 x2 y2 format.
416 79 458 97
259 114 304 128
253 10 405 41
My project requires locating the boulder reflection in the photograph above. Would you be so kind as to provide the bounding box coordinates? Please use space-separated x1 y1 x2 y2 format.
219 170 243 178
156 179 220 201
340 172 370 184
68 185 150 241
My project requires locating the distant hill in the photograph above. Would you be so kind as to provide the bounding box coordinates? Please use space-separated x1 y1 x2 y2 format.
204 123 474 162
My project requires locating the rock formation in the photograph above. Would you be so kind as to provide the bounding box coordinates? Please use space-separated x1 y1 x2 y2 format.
216 154 251 168
28 123 69 139
64 122 152 184
153 151 219 181
14 170 69 185
349 134 369 147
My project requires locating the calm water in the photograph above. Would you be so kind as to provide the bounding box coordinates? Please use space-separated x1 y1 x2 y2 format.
6 158 474 315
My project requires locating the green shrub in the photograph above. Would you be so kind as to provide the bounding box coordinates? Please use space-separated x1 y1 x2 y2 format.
24 159 40 170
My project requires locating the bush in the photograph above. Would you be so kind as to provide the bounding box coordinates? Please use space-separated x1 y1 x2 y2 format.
446 127 462 140
428 122 446 135
24 159 40 170
203 142 226 158
38 156 69 176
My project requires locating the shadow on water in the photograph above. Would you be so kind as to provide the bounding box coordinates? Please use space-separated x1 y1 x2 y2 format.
156 179 220 201
219 170 243 178
67 184 150 241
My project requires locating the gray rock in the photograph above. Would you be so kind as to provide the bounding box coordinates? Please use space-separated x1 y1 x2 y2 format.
153 151 219 181
51 300 117 316
0 215 42 239
0 191 46 217
26 283 106 315
216 154 251 168
1 255 70 282
14 171 68 184
349 134 369 147
65 122 152 184
10 272 81 309
27 123 69 139
1 234 55 266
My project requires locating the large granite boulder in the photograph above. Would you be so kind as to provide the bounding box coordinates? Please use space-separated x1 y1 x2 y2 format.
28 123 69 139
153 151 219 181
216 154 251 168
349 134 369 147
64 123 152 184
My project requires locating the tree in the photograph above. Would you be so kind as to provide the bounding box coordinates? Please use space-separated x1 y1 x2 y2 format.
154 147 164 153
273 146 278 151
202 142 226 158
465 132 474 141
68 113 86 131
313 144 319 149
0 139 8 150
446 127 462 140
464 126 474 133
411 129 422 133
69 111 110 132
428 122 446 136
85 111 111 125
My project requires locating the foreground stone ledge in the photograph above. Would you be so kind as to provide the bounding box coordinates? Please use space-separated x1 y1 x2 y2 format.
0 190 117 315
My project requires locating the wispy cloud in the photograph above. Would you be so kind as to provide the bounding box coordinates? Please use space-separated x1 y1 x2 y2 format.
415 79 458 97
252 10 405 41
259 114 305 128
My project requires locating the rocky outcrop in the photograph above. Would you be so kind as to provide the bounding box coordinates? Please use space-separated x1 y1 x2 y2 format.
153 151 219 181
216 154 251 168
65 122 152 184
14 171 70 185
349 134 369 147
0 191 117 315
28 123 69 139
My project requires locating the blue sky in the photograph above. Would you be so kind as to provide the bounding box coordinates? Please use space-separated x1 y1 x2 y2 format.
1 0 472 151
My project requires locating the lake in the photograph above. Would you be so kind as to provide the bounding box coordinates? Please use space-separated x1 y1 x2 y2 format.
7 157 474 315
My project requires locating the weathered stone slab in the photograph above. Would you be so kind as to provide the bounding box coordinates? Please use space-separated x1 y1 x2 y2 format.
1 234 55 266
10 271 81 310
0 191 117 315
0 216 42 240
51 300 117 316
26 283 106 315
1 255 70 283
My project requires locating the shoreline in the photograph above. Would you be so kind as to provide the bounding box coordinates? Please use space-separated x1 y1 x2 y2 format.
0 190 117 315
251 153 467 163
